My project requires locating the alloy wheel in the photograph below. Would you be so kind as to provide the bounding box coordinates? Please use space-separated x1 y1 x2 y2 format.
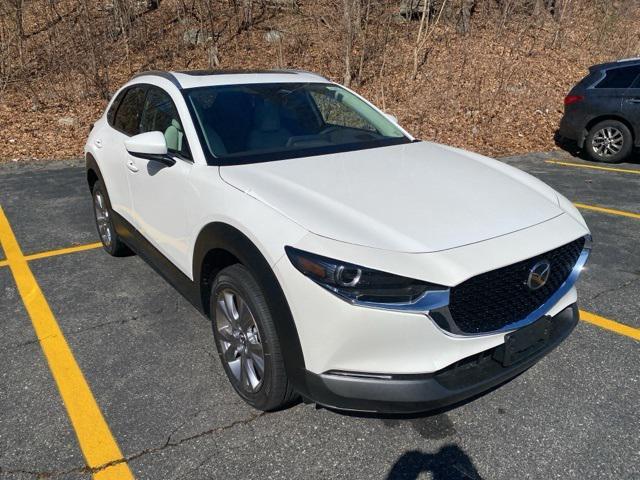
94 191 113 247
591 127 624 158
215 288 265 393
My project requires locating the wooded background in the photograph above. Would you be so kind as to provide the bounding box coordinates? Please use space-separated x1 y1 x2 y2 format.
1 0 639 160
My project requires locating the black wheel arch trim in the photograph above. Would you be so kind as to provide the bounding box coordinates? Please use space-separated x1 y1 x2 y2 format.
193 222 306 384
86 153 119 201
86 154 118 215
86 153 104 192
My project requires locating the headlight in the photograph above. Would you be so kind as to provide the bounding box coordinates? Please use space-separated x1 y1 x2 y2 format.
285 247 449 310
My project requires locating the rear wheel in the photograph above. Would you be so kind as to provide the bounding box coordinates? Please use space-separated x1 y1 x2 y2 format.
211 264 297 411
92 180 131 257
585 120 633 163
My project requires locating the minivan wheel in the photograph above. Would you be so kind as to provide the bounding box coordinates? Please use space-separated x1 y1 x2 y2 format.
211 264 297 411
91 180 131 257
585 120 632 163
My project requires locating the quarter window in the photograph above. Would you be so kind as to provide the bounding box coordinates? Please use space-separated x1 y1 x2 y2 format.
107 89 127 126
140 86 191 159
596 66 640 89
113 87 147 136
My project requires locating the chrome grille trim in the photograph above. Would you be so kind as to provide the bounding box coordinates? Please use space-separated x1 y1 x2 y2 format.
430 234 591 338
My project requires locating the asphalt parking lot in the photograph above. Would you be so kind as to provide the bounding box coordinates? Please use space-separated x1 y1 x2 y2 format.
0 151 638 480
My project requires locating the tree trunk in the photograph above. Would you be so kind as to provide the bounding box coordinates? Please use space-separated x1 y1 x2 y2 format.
342 0 356 86
15 0 24 38
457 0 475 34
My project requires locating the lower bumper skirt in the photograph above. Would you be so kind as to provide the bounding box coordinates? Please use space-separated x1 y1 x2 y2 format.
298 304 579 414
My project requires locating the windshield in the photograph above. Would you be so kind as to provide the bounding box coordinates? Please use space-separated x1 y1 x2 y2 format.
184 82 410 163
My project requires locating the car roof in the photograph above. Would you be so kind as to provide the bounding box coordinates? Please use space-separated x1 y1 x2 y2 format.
589 57 640 72
131 69 331 90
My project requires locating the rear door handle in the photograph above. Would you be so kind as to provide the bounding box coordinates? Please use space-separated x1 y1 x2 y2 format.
94 139 103 148
126 159 139 172
625 98 640 103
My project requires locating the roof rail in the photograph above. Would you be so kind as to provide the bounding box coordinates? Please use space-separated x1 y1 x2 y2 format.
130 69 330 88
174 68 329 80
589 57 640 72
131 70 182 89
277 69 329 80
617 57 640 63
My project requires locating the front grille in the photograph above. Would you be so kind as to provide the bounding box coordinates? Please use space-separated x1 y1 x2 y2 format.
448 237 585 334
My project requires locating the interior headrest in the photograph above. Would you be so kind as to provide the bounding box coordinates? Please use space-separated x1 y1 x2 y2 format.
171 118 182 131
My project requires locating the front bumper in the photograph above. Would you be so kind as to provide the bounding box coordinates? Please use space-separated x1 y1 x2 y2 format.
274 223 588 377
296 304 579 414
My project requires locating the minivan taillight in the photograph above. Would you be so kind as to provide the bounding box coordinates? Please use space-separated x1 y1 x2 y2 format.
564 95 584 106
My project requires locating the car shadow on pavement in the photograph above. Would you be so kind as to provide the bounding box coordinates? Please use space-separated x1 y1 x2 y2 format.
386 445 483 480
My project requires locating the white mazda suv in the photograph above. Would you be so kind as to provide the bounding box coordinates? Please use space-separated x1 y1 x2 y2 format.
85 70 591 413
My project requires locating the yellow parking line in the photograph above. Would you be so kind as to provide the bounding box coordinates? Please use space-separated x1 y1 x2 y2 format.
0 242 102 268
574 203 640 220
580 310 640 341
546 159 640 174
0 206 134 480
25 242 103 262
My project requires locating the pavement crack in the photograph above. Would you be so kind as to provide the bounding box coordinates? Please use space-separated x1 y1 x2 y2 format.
166 409 203 445
0 465 87 479
588 274 640 302
4 334 57 351
88 411 267 475
0 413 266 478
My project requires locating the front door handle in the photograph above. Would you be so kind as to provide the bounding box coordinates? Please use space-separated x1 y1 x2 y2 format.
626 98 640 104
126 159 139 172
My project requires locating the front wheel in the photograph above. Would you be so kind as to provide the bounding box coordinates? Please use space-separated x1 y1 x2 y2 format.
585 120 633 163
211 264 297 411
91 180 131 257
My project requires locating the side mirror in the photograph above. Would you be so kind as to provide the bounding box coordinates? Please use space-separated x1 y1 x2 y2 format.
124 131 175 167
384 113 398 124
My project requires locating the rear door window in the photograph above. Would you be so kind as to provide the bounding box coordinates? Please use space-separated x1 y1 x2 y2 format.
113 86 147 136
596 66 640 89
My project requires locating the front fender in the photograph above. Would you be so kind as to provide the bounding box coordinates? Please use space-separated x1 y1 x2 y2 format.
192 222 307 388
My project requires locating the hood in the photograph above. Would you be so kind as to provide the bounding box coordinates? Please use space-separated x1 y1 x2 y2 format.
220 141 564 253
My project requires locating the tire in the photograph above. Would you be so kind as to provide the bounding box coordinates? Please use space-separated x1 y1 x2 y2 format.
585 120 633 163
210 264 297 411
91 180 131 257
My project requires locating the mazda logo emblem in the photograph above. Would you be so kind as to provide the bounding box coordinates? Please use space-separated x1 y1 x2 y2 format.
526 260 551 290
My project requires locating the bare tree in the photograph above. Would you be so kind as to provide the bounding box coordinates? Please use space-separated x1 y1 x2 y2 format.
412 0 447 79
4 0 24 65
0 11 15 95
342 0 358 86
552 0 572 48
355 0 371 85
15 0 23 37
457 0 475 34
79 0 110 99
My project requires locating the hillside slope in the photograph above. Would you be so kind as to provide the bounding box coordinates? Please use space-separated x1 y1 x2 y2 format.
1 0 638 161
